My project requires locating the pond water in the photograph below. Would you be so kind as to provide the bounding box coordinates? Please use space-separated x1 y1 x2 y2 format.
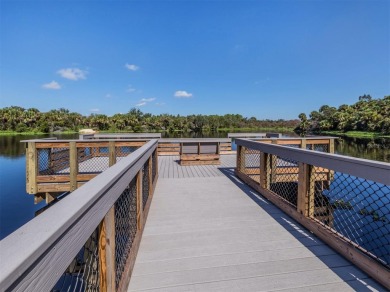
0 132 389 240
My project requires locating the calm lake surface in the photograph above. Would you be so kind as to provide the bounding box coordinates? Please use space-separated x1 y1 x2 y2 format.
0 132 389 240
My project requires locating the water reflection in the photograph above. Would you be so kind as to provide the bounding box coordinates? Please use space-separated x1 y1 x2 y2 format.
335 137 390 163
0 134 79 158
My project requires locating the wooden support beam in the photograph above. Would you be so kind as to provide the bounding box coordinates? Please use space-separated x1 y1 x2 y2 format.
329 139 335 153
26 142 38 194
99 207 116 292
270 140 278 183
109 141 116 167
260 152 269 189
69 142 78 192
297 163 314 217
34 193 45 204
300 139 306 149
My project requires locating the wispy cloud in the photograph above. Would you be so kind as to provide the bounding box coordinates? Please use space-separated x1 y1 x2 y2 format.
155 102 165 106
57 68 87 80
125 63 139 71
135 97 156 107
174 90 193 98
126 85 136 93
105 94 113 98
89 108 100 112
42 80 61 90
140 98 156 102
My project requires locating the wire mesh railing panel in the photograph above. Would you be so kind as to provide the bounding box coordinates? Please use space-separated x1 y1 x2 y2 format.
116 146 139 157
114 177 137 289
311 166 390 267
142 162 150 210
152 150 157 183
52 228 100 292
38 148 70 175
268 155 299 207
306 144 329 153
77 147 109 174
314 144 329 153
244 148 261 183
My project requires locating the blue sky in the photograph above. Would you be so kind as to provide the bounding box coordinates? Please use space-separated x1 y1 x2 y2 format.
1 0 389 119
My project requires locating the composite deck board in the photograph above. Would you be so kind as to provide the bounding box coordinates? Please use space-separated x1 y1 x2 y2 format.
128 156 384 291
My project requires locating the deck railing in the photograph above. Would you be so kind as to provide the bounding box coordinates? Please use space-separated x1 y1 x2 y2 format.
235 138 390 288
24 139 148 200
0 139 159 292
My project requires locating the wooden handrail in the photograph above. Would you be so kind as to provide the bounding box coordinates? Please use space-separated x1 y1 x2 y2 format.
235 138 390 289
236 138 389 185
0 139 158 291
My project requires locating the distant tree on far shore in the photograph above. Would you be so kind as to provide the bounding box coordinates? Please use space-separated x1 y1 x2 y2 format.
295 95 390 135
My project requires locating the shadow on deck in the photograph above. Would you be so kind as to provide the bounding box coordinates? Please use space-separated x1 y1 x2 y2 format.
128 156 384 291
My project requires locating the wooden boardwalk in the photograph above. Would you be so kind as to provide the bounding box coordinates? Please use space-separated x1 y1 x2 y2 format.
128 156 384 291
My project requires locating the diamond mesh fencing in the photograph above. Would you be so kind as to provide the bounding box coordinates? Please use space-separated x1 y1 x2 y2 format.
115 176 138 290
268 154 299 208
152 150 158 183
38 148 70 175
244 148 261 183
37 143 142 177
77 147 110 174
52 228 100 292
311 168 390 267
236 140 390 270
142 161 150 210
306 143 329 153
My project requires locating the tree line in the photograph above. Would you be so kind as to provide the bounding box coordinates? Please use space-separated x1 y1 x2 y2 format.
296 95 390 135
0 106 299 133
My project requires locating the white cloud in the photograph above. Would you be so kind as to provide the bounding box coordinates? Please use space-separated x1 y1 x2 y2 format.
125 63 139 71
135 97 156 107
42 80 61 90
174 90 193 98
57 68 87 80
90 108 100 112
126 85 136 93
155 102 165 106
140 98 156 102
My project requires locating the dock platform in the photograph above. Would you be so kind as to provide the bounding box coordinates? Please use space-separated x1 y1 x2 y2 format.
128 156 384 291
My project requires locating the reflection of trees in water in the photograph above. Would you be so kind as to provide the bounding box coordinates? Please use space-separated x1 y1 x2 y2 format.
0 134 78 158
335 137 390 162
0 134 388 162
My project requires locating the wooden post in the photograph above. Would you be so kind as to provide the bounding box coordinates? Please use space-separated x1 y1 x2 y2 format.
26 142 38 194
136 170 143 230
270 140 278 183
154 149 159 180
109 141 116 167
300 139 306 149
99 207 116 292
260 152 268 189
236 145 241 172
297 162 314 217
69 142 78 192
329 139 335 153
236 146 245 173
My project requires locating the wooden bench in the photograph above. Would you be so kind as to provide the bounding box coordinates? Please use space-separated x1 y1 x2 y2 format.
180 142 220 165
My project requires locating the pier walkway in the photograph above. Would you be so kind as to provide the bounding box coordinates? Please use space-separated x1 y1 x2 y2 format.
128 155 384 291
